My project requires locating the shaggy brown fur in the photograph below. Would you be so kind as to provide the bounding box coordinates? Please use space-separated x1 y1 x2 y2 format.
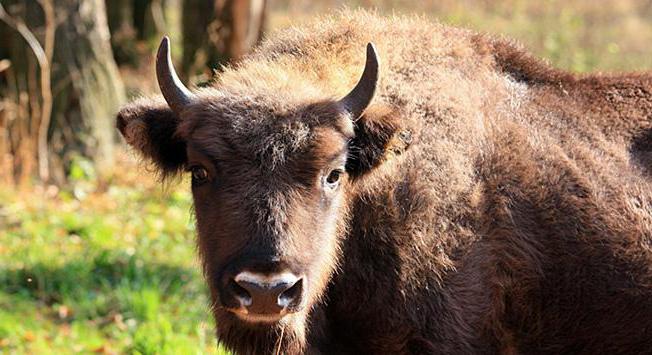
117 11 652 354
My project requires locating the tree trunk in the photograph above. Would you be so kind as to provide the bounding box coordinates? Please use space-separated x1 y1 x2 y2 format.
105 0 138 66
0 0 125 185
106 0 178 67
49 0 125 181
181 0 267 81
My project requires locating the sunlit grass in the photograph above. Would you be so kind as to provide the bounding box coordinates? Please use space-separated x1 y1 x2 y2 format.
0 154 229 354
269 0 652 73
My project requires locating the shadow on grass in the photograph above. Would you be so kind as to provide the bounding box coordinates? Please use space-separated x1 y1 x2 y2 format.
0 251 208 321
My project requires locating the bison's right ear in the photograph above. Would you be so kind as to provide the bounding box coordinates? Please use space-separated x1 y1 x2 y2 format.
341 43 407 178
116 97 187 176
346 104 408 178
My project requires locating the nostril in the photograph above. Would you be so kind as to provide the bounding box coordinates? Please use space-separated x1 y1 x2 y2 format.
278 278 303 308
229 279 252 307
231 271 305 315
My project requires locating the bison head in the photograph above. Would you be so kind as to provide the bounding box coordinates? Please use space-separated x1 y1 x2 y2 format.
117 37 402 353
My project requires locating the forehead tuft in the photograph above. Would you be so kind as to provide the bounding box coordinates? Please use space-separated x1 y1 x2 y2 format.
178 92 352 169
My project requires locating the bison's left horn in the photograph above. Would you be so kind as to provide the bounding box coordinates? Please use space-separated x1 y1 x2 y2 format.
339 43 380 119
156 36 194 114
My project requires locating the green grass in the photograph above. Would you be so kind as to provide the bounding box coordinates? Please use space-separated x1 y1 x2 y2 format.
0 158 230 354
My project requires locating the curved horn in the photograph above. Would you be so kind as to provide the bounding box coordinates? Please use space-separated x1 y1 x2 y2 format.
339 43 380 119
156 36 194 114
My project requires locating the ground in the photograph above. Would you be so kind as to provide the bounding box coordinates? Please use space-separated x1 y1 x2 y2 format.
0 154 227 354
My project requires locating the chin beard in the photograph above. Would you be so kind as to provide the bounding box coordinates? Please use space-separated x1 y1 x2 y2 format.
215 311 307 355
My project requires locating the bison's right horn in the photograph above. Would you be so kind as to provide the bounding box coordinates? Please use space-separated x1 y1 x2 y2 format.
156 36 194 114
339 43 380 120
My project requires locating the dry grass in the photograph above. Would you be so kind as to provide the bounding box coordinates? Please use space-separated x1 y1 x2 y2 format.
268 0 652 73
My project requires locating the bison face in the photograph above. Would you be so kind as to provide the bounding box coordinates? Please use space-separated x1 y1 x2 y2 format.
184 100 354 323
117 38 402 353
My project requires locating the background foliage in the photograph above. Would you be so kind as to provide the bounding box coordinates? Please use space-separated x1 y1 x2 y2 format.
1 0 651 353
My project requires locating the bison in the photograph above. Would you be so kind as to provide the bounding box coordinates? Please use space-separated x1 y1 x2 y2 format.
116 11 652 354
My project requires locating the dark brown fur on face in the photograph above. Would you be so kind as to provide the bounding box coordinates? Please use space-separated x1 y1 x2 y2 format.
117 11 652 354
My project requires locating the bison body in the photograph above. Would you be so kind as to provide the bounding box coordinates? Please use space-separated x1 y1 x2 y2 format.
117 11 652 354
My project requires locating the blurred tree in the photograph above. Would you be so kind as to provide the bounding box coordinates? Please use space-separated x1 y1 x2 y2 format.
106 0 139 66
0 0 125 185
0 1 55 185
182 0 268 81
106 0 176 67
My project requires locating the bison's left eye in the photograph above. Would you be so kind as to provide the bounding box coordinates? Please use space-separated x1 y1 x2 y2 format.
324 169 343 189
189 165 209 184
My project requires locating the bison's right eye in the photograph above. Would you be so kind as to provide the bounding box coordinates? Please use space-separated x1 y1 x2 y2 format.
189 166 209 184
323 168 344 190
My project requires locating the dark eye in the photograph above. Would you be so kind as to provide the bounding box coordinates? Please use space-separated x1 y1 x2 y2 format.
324 169 343 188
190 166 209 184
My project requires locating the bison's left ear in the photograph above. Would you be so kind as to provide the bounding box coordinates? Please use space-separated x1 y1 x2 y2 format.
345 104 409 178
116 96 187 177
116 37 194 177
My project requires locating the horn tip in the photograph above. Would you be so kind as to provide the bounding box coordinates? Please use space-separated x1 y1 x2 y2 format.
159 36 170 48
366 43 378 57
365 42 380 70
157 36 171 60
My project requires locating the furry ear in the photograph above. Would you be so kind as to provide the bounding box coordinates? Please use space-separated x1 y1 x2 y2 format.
116 96 187 176
346 104 411 178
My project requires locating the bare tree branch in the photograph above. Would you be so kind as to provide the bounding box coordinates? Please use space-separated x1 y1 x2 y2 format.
0 59 10 73
0 1 55 182
150 0 166 35
0 4 48 70
37 0 55 182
